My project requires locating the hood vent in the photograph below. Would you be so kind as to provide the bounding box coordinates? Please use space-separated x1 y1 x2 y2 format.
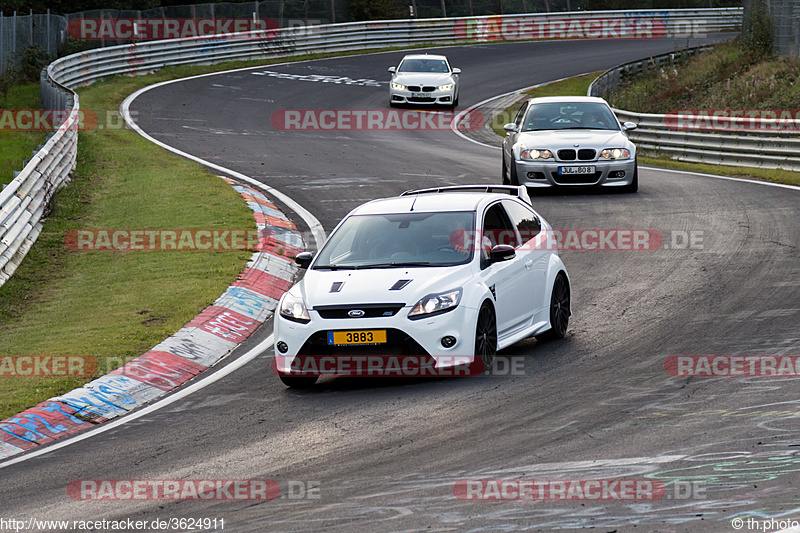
330 281 344 293
389 279 412 291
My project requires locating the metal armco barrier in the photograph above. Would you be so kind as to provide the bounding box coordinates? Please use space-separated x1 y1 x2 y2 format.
0 8 742 289
589 45 800 172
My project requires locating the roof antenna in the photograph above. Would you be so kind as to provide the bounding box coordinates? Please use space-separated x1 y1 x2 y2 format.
410 167 431 211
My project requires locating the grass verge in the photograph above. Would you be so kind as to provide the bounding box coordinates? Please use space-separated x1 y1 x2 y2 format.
0 85 48 187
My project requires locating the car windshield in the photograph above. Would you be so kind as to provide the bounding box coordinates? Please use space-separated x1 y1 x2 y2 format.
397 58 450 73
313 211 475 269
522 102 619 132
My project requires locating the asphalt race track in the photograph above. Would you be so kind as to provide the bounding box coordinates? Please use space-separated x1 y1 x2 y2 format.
3 35 800 532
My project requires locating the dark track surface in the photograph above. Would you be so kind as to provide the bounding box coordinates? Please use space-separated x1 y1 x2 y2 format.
4 36 800 532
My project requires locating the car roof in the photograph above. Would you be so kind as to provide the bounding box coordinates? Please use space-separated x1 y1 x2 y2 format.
349 192 520 216
400 53 449 61
526 96 610 105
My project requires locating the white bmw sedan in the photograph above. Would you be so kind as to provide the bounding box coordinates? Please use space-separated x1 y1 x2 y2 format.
388 54 460 107
273 185 570 388
502 96 639 193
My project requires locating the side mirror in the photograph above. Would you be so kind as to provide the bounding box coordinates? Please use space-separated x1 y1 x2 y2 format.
388 66 396 73
622 122 637 132
452 67 461 74
503 123 518 133
294 251 313 269
489 244 515 264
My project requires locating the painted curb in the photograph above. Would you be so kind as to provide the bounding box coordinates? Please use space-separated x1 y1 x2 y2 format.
0 177 302 459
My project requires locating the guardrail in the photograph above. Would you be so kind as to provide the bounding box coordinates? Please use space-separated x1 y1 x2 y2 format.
0 8 742 288
589 45 800 172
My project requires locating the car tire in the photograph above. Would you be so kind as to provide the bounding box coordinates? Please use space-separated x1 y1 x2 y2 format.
475 301 497 368
453 93 459 107
389 101 398 108
622 160 638 193
279 375 318 388
536 273 570 341
502 155 510 185
508 158 520 186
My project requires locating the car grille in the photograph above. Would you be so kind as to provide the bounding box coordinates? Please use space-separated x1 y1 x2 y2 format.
558 149 596 161
551 171 603 185
409 97 436 103
298 329 430 356
314 303 405 319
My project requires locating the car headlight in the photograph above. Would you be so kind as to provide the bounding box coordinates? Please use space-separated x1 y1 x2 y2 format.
600 148 631 160
408 288 462 320
520 149 554 160
279 291 310 323
391 83 406 90
438 83 454 91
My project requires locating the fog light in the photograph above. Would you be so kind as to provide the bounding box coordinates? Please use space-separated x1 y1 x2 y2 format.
276 341 289 353
441 336 457 348
527 172 545 180
612 171 626 179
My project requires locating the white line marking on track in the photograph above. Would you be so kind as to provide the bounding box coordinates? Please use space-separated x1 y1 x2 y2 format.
0 335 273 469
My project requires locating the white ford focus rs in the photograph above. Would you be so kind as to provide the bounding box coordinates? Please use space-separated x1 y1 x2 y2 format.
273 185 570 388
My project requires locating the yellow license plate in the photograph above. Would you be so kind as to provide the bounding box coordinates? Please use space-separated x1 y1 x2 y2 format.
327 330 387 345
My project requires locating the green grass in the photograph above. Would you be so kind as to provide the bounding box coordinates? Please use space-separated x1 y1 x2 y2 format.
0 66 276 419
0 84 48 186
607 38 800 113
489 67 800 188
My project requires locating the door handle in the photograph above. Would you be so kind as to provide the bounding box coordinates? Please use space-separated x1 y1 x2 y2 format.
524 260 534 269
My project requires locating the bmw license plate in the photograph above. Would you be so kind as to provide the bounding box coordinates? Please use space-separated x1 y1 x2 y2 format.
558 166 595 175
327 330 387 345
411 92 432 98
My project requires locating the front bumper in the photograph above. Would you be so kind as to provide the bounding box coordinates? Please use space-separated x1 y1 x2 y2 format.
514 158 636 188
274 304 477 376
390 87 456 106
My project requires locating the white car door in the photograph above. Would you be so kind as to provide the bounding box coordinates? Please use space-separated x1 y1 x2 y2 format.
502 199 549 316
479 202 533 337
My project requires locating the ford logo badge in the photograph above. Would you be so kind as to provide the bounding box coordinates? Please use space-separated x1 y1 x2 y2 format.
348 309 366 318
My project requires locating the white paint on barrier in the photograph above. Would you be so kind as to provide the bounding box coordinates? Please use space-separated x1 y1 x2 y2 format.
215 286 277 321
246 255 296 283
0 335 275 469
84 374 164 410
246 202 289 220
151 328 238 367
0 441 25 459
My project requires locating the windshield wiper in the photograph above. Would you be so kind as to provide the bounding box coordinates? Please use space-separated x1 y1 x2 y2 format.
355 261 433 269
312 264 357 270
558 126 612 130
